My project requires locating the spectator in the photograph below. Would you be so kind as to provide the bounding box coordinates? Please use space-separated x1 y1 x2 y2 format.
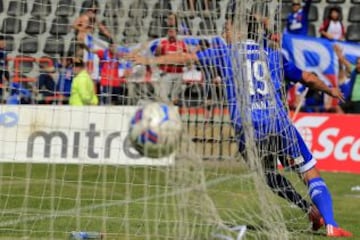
286 0 312 35
0 36 9 102
6 82 32 105
56 57 74 103
72 0 112 43
342 57 360 113
37 64 57 104
333 44 360 113
154 23 188 103
93 41 131 105
69 58 98 106
319 7 345 41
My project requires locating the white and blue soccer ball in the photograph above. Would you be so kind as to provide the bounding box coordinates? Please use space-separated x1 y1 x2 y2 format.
129 102 182 158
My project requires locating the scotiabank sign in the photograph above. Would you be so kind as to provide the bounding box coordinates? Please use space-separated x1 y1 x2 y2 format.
293 113 360 174
0 106 173 166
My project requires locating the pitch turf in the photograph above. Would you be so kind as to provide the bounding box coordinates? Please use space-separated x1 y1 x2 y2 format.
0 163 358 240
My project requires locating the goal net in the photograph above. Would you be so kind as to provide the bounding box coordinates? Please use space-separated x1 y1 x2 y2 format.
0 0 314 239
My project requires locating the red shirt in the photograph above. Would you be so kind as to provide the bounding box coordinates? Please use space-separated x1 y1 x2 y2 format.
158 39 187 73
96 49 126 87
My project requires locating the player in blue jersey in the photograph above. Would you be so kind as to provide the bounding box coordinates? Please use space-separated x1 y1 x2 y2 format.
127 36 352 237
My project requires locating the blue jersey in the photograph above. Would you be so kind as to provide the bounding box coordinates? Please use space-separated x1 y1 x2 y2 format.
281 49 303 89
196 40 291 139
286 0 312 35
195 37 315 171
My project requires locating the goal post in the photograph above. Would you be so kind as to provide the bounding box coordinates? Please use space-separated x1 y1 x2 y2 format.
0 0 313 239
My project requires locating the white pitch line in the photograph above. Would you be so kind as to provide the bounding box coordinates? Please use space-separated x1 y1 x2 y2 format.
0 173 251 228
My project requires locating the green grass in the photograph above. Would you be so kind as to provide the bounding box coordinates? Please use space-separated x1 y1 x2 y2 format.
0 163 358 239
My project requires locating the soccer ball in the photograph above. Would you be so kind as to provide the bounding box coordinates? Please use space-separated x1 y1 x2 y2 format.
129 102 182 158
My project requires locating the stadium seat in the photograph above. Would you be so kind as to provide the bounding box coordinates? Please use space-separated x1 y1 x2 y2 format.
1 17 22 34
198 19 217 35
43 37 65 55
7 0 27 17
346 24 360 42
19 37 39 54
55 0 75 17
104 0 125 18
81 0 97 13
323 5 342 20
123 20 143 37
326 0 345 3
308 24 316 37
152 1 172 19
4 36 14 52
31 0 52 17
281 4 292 21
148 19 167 38
50 17 70 36
129 1 148 19
348 6 360 23
308 5 319 22
25 17 47 35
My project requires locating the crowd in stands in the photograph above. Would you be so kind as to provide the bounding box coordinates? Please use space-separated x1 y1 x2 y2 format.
0 0 359 114
283 0 360 114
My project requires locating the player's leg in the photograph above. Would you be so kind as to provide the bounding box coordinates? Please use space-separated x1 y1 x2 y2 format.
292 127 352 237
263 154 311 214
239 134 313 215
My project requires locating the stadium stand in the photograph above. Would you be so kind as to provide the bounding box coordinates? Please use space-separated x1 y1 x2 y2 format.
0 0 358 104
0 0 357 58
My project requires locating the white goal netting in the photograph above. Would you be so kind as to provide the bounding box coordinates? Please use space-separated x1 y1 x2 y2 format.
0 0 315 239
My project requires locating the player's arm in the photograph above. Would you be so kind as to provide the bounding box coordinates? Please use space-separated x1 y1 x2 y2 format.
283 55 345 102
333 44 352 75
127 52 198 66
300 72 344 102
